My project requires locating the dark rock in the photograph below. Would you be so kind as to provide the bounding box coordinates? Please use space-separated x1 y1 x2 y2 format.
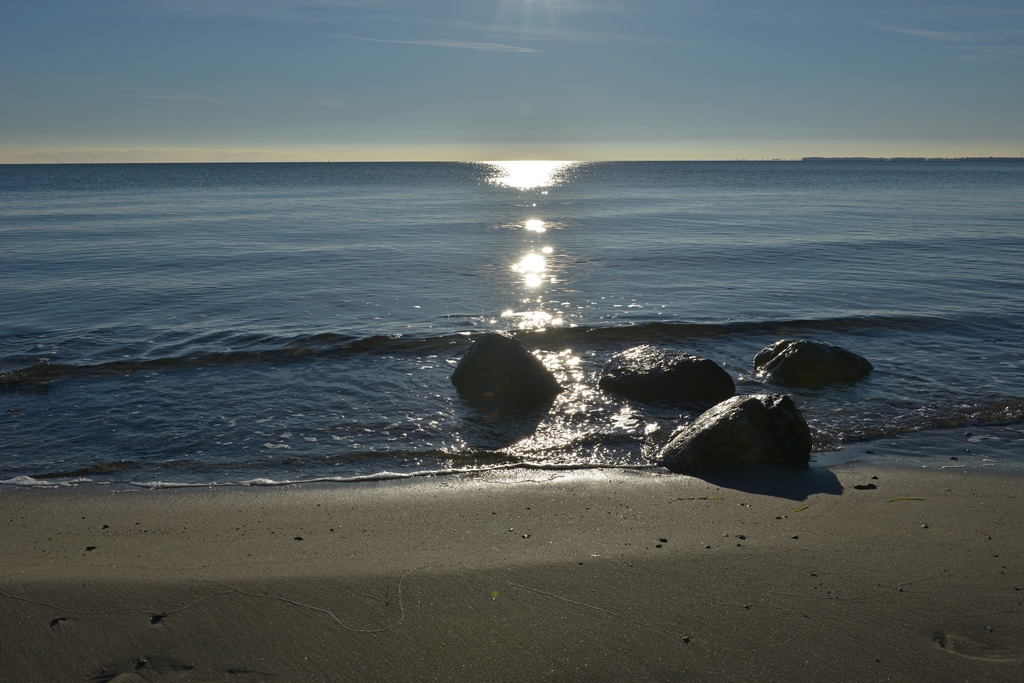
599 345 735 406
659 394 812 473
753 339 872 387
451 332 560 409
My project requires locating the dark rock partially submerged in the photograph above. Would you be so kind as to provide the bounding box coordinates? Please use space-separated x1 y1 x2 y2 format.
659 394 812 473
753 339 873 387
451 332 560 409
598 345 735 406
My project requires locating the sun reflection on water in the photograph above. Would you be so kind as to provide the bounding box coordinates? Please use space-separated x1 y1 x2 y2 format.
512 252 546 276
482 161 580 335
511 251 551 290
485 161 577 190
500 308 563 330
494 348 616 466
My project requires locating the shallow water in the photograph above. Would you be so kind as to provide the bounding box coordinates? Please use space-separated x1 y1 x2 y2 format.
1 160 1022 485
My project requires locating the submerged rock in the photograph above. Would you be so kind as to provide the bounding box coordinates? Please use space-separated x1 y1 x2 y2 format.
753 339 873 387
599 345 735 406
451 332 560 409
659 394 812 473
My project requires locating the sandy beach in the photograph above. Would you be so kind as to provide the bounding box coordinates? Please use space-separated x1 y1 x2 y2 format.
2 464 1022 682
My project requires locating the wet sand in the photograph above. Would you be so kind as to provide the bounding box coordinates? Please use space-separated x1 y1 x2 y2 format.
2 464 1022 682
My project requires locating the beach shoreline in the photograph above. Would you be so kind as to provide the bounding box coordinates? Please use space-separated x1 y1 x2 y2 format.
2 464 1022 681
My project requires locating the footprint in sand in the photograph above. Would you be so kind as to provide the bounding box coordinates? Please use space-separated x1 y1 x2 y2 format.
90 658 271 682
932 630 1021 662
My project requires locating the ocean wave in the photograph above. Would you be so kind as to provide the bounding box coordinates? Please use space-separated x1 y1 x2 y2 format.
0 314 970 391
0 462 662 490
0 332 456 391
838 399 1024 444
131 462 661 488
0 475 94 488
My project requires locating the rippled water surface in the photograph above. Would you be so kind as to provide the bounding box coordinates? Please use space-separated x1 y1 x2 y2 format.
1 160 1022 484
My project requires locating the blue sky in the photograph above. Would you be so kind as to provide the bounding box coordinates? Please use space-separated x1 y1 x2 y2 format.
2 0 1022 161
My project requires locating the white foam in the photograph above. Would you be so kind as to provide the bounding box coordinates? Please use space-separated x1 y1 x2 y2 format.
0 475 94 488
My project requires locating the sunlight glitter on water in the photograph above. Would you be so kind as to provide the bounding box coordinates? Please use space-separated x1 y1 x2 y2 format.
484 161 577 190
512 252 547 288
500 308 563 330
512 252 546 273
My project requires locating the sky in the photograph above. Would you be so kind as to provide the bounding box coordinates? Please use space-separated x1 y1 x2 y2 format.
1 0 1022 162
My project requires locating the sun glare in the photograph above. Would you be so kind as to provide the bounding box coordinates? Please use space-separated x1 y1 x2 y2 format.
512 251 548 289
486 160 576 190
513 252 546 273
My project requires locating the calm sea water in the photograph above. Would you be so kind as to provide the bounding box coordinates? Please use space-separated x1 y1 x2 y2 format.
1 160 1022 486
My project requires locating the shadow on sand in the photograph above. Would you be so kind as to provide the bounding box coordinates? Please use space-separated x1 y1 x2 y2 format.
693 464 844 502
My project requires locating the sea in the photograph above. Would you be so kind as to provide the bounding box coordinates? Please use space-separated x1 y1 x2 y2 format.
1 160 1022 487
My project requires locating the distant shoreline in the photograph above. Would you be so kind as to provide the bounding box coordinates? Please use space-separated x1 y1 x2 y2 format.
800 156 1024 162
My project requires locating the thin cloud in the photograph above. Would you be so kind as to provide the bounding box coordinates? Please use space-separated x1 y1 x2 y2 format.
876 26 982 42
395 18 647 44
875 24 1024 61
328 34 542 52
141 0 638 44
104 93 226 102
142 0 392 19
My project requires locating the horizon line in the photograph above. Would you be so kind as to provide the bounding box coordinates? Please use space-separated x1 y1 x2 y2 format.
4 155 1024 166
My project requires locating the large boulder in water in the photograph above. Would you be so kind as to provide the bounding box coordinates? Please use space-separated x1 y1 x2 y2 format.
659 394 812 473
754 339 872 387
599 345 735 407
451 332 560 409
